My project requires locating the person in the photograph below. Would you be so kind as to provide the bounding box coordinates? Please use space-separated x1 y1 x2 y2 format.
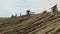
51 4 58 15
26 10 31 16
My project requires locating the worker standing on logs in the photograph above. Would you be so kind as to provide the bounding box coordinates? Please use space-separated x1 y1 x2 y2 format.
26 10 31 16
51 4 58 15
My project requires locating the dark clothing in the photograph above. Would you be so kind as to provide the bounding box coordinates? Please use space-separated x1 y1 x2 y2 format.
51 4 58 15
51 4 57 12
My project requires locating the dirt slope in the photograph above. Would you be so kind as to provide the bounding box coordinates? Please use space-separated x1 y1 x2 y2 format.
0 12 60 34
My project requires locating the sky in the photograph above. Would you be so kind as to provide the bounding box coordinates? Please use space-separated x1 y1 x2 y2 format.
0 0 60 17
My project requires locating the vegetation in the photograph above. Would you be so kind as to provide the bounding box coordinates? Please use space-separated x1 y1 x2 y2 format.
11 14 18 18
43 10 47 13
11 15 15 18
15 14 17 17
20 13 21 16
57 10 60 14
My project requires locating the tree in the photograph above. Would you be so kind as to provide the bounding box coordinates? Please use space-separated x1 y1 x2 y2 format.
15 14 17 17
11 15 14 18
20 13 21 16
43 10 47 13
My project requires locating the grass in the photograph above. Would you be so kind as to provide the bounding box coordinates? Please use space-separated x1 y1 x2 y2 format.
56 11 60 14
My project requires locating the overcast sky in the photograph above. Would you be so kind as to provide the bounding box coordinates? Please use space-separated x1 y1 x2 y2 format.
0 0 59 17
